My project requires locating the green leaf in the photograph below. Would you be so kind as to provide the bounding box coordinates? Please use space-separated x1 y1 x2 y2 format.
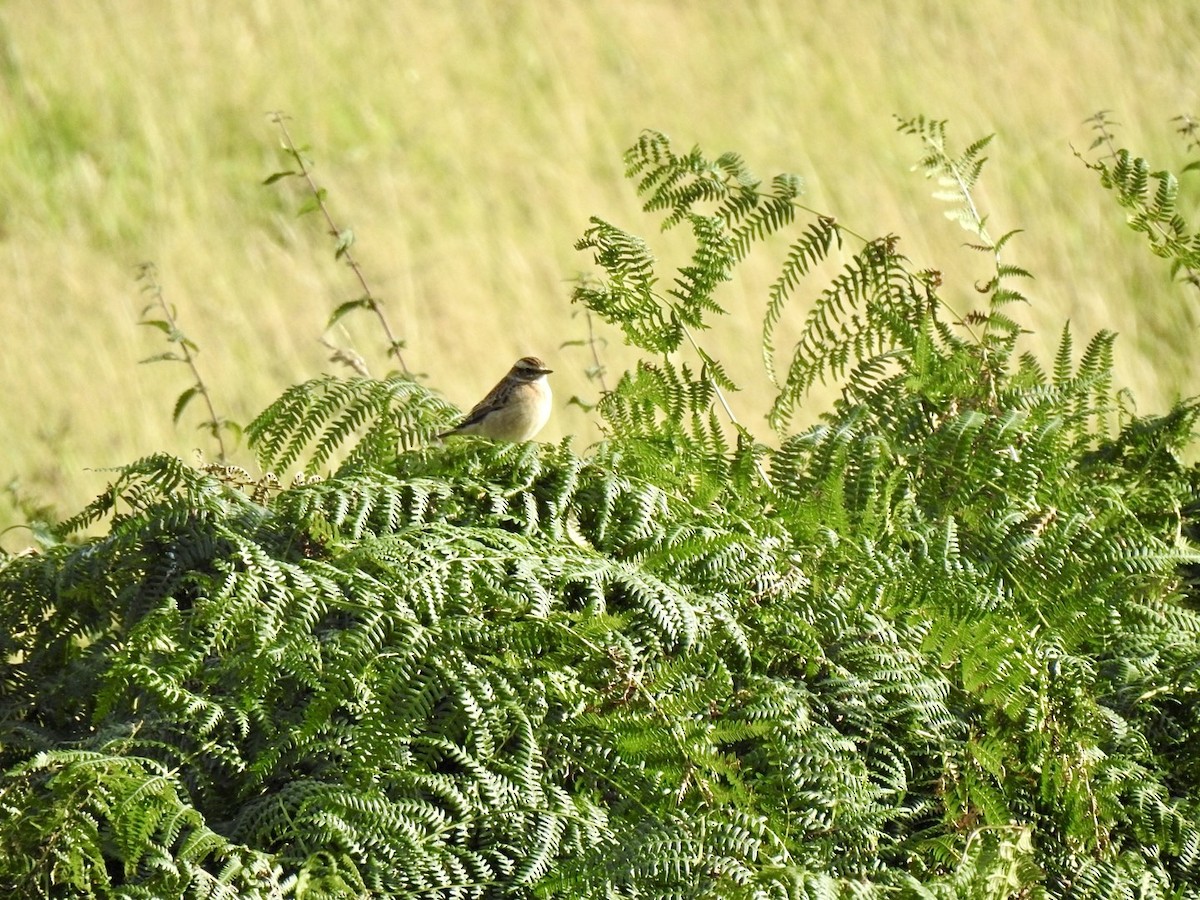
172 385 200 423
219 420 244 446
567 395 598 413
297 187 327 216
327 297 372 328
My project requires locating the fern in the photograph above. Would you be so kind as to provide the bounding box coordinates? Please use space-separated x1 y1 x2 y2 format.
1083 112 1200 290
0 749 280 897
246 374 457 474
5 122 1200 897
763 215 842 387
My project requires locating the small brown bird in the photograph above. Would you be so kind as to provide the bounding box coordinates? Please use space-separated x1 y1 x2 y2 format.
439 356 553 441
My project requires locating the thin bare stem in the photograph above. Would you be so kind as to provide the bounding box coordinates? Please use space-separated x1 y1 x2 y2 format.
269 112 411 375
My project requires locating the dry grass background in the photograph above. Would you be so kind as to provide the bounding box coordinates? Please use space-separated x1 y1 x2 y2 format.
1 1 1198 542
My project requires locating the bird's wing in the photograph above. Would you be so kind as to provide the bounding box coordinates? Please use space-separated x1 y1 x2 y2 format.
440 378 509 435
453 397 504 430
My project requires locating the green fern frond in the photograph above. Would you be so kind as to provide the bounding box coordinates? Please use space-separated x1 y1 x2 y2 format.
1084 138 1200 289
669 213 734 324
0 750 279 897
763 216 842 386
246 375 454 474
574 218 680 353
770 237 926 430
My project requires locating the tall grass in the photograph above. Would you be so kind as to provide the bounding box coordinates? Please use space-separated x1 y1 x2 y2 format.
1 0 1197 540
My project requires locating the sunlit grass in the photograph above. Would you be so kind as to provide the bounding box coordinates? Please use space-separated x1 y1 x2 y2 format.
1 0 1198 541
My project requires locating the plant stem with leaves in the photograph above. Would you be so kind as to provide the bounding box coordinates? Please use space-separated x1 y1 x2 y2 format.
266 112 411 375
136 263 236 461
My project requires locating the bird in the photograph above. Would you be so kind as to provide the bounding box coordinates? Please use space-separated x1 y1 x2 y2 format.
439 356 553 441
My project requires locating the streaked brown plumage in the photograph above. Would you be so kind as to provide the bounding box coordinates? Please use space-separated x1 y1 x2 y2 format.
439 356 553 441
